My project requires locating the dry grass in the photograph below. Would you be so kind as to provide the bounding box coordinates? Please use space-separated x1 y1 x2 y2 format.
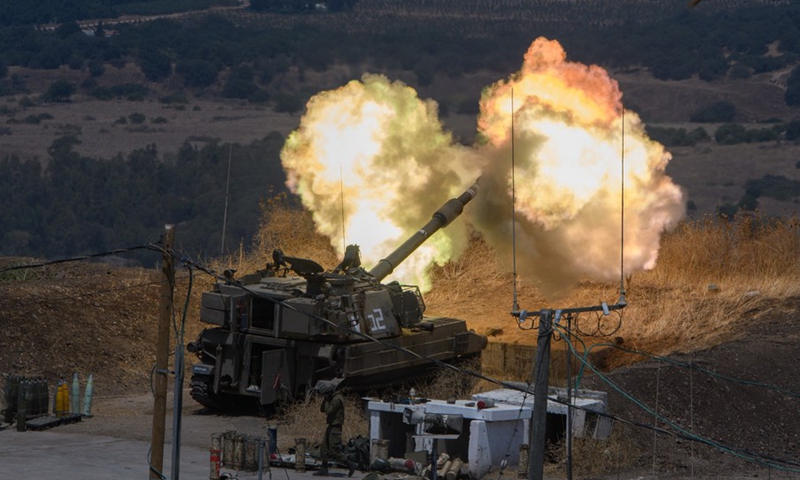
212 192 339 275
274 393 369 454
543 423 638 478
617 215 800 357
206 200 800 370
423 214 800 361
227 203 800 362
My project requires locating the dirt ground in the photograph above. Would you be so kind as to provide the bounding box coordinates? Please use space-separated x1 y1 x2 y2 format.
2 258 799 478
581 298 800 478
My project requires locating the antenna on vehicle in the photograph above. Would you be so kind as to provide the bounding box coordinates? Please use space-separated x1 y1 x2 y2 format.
340 161 346 254
221 143 233 256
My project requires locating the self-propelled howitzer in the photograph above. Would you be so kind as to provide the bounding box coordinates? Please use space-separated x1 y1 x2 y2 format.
187 182 486 410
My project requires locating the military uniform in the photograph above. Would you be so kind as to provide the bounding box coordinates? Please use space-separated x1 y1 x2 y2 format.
314 381 357 477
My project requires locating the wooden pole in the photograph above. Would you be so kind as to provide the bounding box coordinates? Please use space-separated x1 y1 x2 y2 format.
150 224 175 479
528 310 552 480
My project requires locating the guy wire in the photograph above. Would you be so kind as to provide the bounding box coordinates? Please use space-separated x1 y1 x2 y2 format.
619 106 626 298
511 88 519 312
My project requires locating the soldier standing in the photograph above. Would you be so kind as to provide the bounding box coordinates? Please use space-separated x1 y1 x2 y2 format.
314 380 357 477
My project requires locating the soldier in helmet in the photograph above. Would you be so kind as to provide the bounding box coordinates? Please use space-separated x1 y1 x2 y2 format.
314 379 357 477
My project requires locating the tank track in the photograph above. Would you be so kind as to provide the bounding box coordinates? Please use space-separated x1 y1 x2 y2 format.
190 373 231 410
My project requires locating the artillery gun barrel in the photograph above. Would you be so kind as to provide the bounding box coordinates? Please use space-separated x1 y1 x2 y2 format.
368 181 479 282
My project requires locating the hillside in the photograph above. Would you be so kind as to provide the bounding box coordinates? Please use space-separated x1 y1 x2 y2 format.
2 210 800 476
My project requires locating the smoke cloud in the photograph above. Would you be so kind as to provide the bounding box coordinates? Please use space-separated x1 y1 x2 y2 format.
473 38 685 295
280 38 685 295
281 74 484 290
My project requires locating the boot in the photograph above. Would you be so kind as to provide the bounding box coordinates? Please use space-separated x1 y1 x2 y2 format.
347 460 358 477
313 463 330 476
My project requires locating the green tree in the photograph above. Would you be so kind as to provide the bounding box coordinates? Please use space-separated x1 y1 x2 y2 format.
728 64 751 80
714 124 748 145
55 22 81 39
690 101 737 123
95 21 105 39
42 78 76 102
138 50 172 82
89 59 105 77
222 65 258 99
176 59 219 88
786 66 800 107
785 120 800 141
273 92 304 114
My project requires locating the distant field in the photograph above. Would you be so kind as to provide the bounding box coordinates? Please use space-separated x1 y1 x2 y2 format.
3 54 800 218
225 0 792 36
0 95 299 161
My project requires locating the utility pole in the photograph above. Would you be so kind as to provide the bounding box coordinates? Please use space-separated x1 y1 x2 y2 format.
150 224 175 479
528 310 552 480
515 301 626 480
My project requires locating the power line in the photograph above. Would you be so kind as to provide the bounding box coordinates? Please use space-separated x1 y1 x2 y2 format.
556 324 800 472
573 341 800 400
0 244 157 274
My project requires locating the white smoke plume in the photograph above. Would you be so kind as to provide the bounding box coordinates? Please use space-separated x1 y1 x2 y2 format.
281 73 484 290
280 38 685 295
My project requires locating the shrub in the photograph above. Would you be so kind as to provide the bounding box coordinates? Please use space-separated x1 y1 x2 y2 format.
159 92 189 104
785 66 800 107
13 113 53 125
222 66 258 99
81 77 98 90
689 127 710 143
744 175 800 202
90 86 114 101
91 84 148 101
728 64 751 80
273 92 304 114
89 60 105 78
42 79 76 103
748 127 780 143
128 113 146 124
690 101 736 123
717 203 739 219
176 59 219 88
138 50 172 82
785 120 800 141
248 89 270 104
714 123 748 145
